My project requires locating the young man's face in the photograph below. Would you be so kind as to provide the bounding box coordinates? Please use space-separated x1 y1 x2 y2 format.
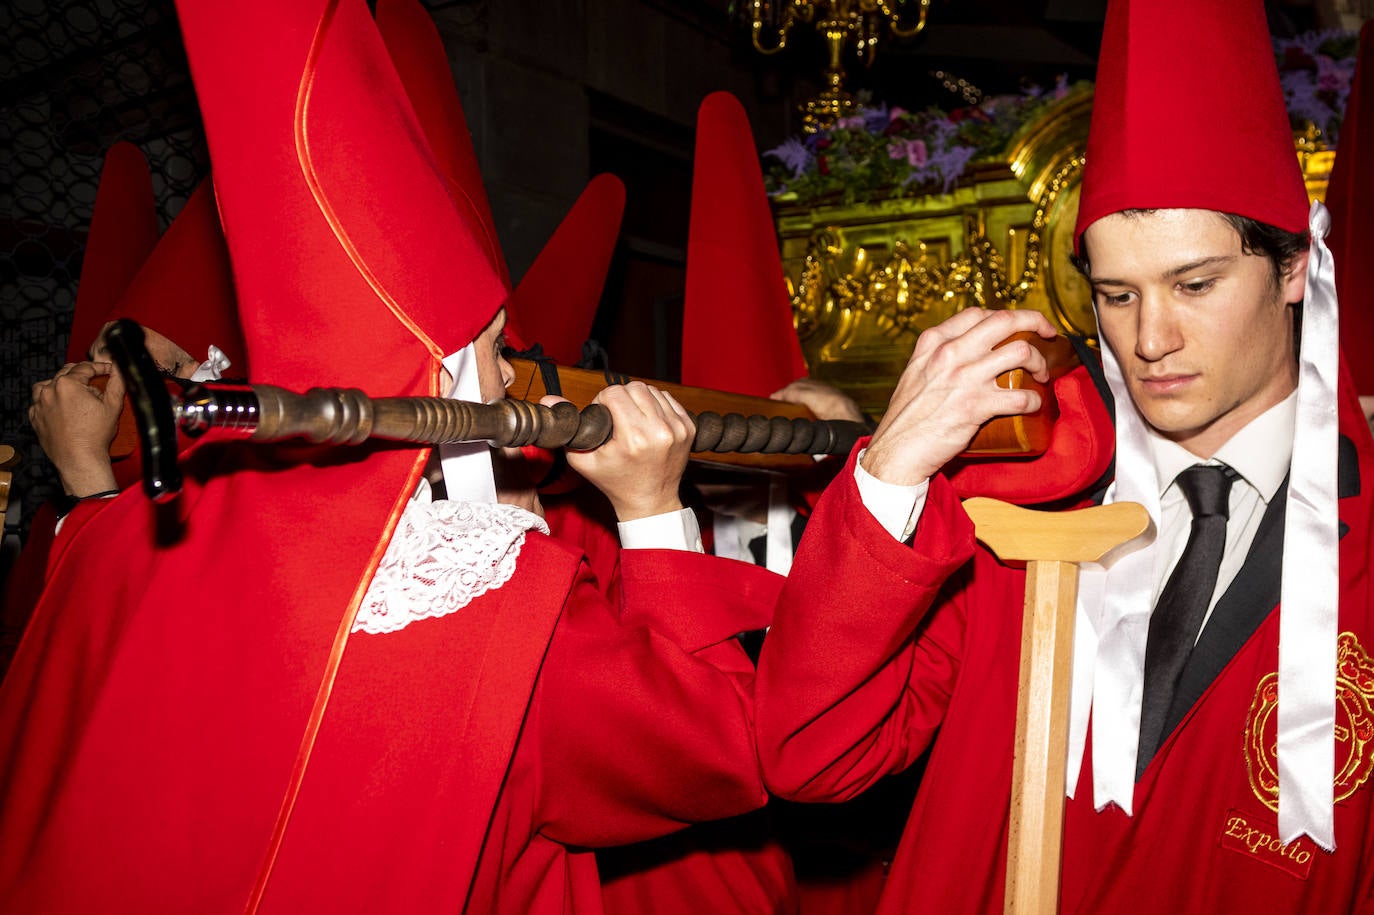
473 307 515 403
471 307 543 514
1083 208 1305 458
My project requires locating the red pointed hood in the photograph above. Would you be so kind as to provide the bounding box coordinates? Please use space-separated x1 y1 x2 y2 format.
66 142 160 362
1326 22 1374 393
682 91 807 397
105 180 247 373
504 174 625 363
180 0 507 391
1074 0 1310 245
376 0 510 289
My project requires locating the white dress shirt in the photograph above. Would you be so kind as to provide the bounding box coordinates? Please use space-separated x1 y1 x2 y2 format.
1148 390 1296 639
623 456 919 555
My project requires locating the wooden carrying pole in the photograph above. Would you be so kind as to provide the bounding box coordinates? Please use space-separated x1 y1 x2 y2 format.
509 332 1080 469
961 497 1152 915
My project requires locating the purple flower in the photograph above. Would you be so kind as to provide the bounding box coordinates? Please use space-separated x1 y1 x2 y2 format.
1278 28 1349 60
764 137 815 178
1053 73 1070 100
1283 70 1335 121
913 145 977 194
887 138 929 167
926 117 959 146
1316 54 1356 93
835 114 866 130
906 139 929 167
862 103 891 134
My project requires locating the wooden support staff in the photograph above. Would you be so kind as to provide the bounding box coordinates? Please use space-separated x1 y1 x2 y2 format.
961 497 1153 915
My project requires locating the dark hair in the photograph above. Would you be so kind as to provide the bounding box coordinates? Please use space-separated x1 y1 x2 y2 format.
1072 209 1310 287
1219 212 1310 285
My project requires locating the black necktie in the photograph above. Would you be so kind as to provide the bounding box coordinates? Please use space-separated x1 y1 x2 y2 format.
1136 463 1237 776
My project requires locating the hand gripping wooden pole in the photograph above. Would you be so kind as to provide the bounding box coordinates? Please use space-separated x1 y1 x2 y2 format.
102 320 868 502
961 497 1153 915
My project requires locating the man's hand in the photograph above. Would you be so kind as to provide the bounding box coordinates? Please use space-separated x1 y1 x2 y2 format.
29 361 122 497
554 382 694 522
862 308 1057 486
770 377 866 424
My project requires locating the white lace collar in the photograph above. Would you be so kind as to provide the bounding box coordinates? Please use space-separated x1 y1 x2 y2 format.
354 479 549 635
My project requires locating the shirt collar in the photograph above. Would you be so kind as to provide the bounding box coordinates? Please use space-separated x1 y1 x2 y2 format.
1147 389 1297 503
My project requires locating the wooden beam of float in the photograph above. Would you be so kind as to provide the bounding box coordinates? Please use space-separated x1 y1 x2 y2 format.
509 331 1077 471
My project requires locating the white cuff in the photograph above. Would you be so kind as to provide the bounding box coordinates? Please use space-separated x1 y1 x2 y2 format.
53 491 119 535
618 507 704 553
854 448 928 542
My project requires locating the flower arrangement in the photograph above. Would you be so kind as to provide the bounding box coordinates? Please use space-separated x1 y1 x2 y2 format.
1274 29 1360 146
765 29 1359 208
763 76 1086 206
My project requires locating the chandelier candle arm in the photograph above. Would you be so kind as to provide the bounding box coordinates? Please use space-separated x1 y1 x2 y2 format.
746 0 931 131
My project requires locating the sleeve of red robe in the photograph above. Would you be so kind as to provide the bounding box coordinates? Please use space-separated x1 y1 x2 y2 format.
529 547 782 847
755 446 978 802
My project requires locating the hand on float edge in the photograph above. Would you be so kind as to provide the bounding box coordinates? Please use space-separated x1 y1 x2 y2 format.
770 376 866 424
861 308 1056 487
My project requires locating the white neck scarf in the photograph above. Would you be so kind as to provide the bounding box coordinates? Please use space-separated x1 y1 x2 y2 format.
439 343 497 504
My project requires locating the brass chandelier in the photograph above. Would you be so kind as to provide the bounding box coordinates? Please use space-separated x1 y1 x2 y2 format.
747 0 931 132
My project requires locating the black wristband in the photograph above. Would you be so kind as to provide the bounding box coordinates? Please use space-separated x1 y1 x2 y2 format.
52 488 121 520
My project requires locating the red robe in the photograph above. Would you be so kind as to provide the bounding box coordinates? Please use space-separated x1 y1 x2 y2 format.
758 381 1374 914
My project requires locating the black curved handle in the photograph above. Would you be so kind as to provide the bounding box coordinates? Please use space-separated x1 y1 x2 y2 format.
104 319 182 502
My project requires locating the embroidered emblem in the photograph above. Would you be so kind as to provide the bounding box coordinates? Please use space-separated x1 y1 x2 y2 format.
1219 808 1316 879
1244 631 1374 811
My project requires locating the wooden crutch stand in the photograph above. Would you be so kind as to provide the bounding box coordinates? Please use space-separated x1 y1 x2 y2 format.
962 497 1153 915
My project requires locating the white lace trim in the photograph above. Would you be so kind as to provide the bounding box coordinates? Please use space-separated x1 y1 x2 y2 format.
353 486 549 635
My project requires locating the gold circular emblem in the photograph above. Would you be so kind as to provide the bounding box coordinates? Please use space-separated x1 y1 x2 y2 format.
1244 632 1374 811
